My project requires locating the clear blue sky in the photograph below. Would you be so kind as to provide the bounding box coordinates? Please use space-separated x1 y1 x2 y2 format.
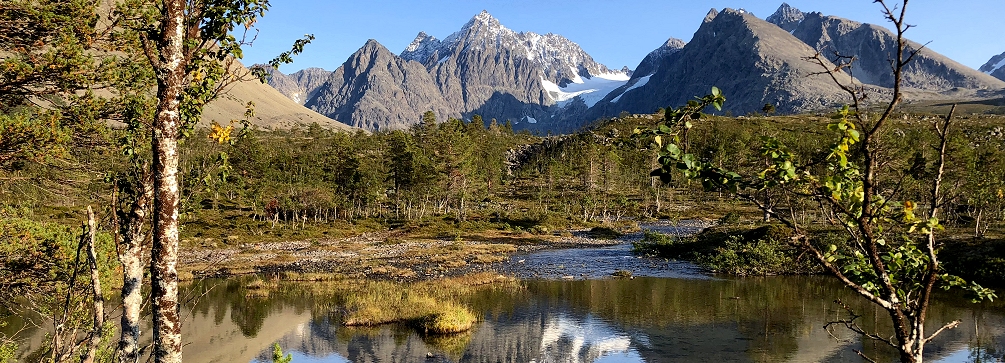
242 1 1005 73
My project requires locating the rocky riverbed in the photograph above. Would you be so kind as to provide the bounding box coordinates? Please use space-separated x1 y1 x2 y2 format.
178 220 715 281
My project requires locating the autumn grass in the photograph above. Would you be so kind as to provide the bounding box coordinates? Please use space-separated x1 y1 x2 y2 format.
297 272 516 334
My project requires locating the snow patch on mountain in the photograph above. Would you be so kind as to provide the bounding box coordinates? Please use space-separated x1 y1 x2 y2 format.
611 74 653 103
401 11 628 83
542 73 631 107
985 58 1005 75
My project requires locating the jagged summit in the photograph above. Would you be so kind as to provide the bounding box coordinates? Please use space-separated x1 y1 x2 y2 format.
466 10 501 28
766 3 806 32
399 10 625 85
661 37 687 50
401 32 441 63
305 37 455 131
703 8 719 23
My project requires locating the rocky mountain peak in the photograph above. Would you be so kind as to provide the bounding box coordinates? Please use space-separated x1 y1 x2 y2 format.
703 8 719 23
632 37 687 77
776 7 1005 91
766 3 806 32
461 10 507 35
662 37 687 51
401 31 442 63
360 38 384 51
469 10 498 25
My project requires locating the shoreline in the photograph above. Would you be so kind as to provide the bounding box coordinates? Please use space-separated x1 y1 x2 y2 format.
178 219 715 282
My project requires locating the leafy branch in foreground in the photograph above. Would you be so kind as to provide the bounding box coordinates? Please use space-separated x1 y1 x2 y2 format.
638 3 994 362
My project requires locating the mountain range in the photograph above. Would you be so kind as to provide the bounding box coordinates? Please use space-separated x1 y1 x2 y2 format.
263 3 1005 133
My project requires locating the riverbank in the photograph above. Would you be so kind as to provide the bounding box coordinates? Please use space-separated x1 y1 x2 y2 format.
632 222 1005 287
177 221 703 281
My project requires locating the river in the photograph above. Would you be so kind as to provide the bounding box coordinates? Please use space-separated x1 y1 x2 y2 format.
4 222 1004 363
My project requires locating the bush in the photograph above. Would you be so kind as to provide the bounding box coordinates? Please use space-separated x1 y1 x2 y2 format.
588 226 623 240
699 236 790 275
633 225 820 275
632 231 683 256
718 211 741 225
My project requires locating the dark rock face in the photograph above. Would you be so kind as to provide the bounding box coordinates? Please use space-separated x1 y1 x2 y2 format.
304 40 456 131
981 51 1005 82
288 68 333 103
590 8 859 118
767 3 1005 92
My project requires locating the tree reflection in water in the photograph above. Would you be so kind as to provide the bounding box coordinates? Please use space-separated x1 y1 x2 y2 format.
143 276 1005 363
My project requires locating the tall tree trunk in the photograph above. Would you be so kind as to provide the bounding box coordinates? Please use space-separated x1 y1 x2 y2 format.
151 0 187 361
83 206 104 363
118 178 152 363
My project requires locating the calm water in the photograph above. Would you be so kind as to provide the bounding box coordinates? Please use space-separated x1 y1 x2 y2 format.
4 225 1005 363
4 275 1004 362
167 276 1002 363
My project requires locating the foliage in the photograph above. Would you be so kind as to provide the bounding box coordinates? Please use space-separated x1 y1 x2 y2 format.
0 217 117 299
0 110 72 168
700 236 795 276
0 328 14 363
639 2 997 357
634 226 819 275
271 344 292 363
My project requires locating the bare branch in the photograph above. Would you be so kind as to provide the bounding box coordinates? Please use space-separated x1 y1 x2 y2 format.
924 320 960 343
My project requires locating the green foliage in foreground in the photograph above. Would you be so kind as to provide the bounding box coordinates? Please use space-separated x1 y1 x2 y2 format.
634 226 820 275
0 212 118 299
0 334 15 363
271 344 292 363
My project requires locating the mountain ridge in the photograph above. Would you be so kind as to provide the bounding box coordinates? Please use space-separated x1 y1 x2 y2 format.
766 3 1005 92
264 5 1003 133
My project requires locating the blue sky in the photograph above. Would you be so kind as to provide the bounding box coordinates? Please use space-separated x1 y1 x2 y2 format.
242 1 1005 73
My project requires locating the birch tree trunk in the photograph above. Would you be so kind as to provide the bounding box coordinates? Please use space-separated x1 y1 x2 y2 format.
82 206 103 363
151 0 187 362
118 179 152 363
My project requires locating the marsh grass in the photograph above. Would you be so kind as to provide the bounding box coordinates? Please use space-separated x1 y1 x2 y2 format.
243 278 278 298
294 272 516 334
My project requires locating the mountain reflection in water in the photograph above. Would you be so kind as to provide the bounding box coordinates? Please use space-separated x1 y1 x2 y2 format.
167 276 1005 363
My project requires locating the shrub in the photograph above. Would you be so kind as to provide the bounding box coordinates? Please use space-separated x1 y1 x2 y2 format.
588 226 623 240
698 236 790 275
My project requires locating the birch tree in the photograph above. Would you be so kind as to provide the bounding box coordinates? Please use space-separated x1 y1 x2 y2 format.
640 1 995 362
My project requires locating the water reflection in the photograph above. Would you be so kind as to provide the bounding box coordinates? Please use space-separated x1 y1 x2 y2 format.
166 277 1005 363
